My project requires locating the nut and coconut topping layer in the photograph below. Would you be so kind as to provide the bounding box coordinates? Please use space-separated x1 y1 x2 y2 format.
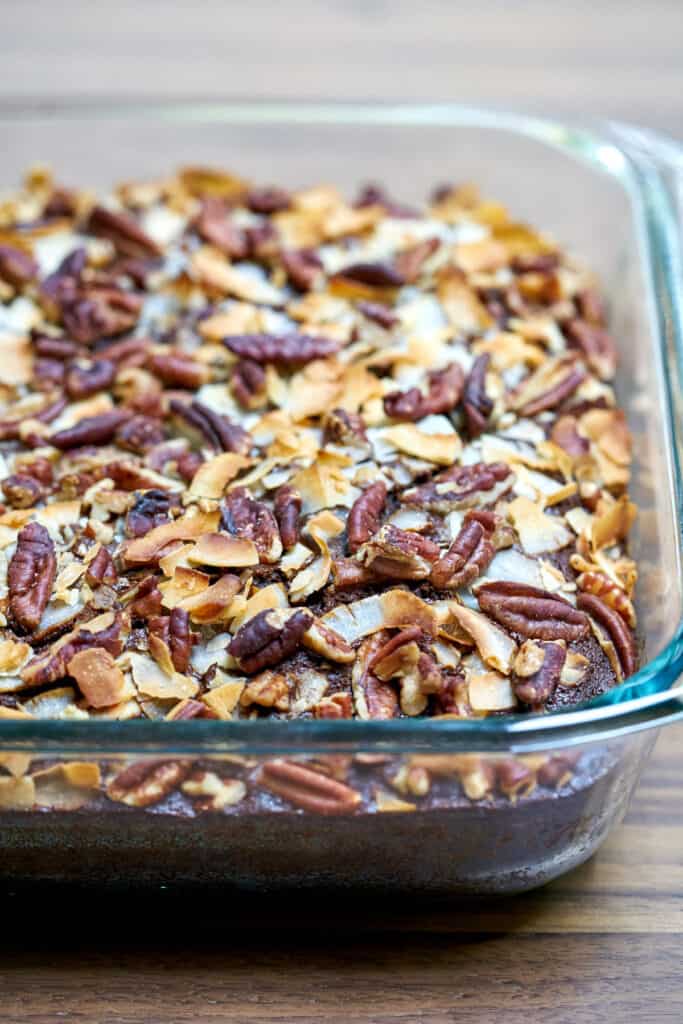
0 163 638 745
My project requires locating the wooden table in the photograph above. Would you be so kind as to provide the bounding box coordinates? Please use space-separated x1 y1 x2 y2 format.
1 3 682 1021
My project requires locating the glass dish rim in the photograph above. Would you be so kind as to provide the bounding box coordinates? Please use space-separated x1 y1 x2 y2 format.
2 99 683 753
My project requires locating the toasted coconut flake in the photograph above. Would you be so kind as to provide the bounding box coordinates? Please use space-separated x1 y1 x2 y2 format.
123 509 221 563
0 638 32 675
290 453 357 514
188 453 251 499
591 494 637 550
67 647 127 708
188 532 259 569
561 651 591 687
33 762 102 810
199 305 260 341
382 423 461 466
468 670 517 711
375 789 416 812
483 547 543 589
190 246 283 305
508 495 572 556
289 510 344 603
437 267 492 332
129 651 198 700
280 542 315 577
445 603 517 675
290 668 329 715
179 573 242 624
321 589 438 644
160 566 211 608
0 775 35 810
202 676 247 718
229 582 289 633
454 239 508 273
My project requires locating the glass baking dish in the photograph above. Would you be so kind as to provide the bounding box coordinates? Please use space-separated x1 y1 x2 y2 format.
1 101 683 893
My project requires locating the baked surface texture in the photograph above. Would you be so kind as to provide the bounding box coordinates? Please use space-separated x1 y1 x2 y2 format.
0 165 638 815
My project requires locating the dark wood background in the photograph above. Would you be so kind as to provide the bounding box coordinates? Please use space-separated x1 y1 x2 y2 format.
0 3 682 1021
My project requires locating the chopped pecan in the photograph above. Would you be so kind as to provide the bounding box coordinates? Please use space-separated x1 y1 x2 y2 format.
107 760 191 808
33 357 64 390
240 671 291 710
8 522 57 632
231 358 266 408
577 592 637 678
433 669 471 717
87 205 161 259
565 319 618 380
359 525 439 581
477 582 590 641
281 248 322 291
128 575 163 619
352 633 400 719
50 408 132 450
85 546 117 587
147 351 209 390
516 361 586 417
274 484 301 550
384 362 464 422
149 608 194 674
65 358 116 399
347 481 387 553
181 770 245 809
322 407 368 448
463 354 493 438
538 753 579 788
247 185 291 214
22 614 124 688
229 608 313 674
513 640 566 707
258 759 361 814
223 332 341 367
170 399 251 455
244 221 279 260
550 414 590 457
403 461 512 514
125 489 180 538
356 300 399 329
0 244 38 287
496 758 535 799
331 557 376 589
393 238 440 282
33 335 82 360
1 474 43 509
223 486 283 562
367 626 424 670
333 261 405 289
20 456 54 486
195 198 249 259
62 286 143 346
99 335 152 367
176 450 204 482
430 511 496 589
577 571 635 628
0 394 67 441
116 414 166 453
313 693 353 719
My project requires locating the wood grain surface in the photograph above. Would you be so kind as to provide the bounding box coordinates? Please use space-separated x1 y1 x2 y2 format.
1 3 682 1021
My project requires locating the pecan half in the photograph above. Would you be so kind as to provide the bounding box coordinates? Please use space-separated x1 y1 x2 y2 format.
356 300 399 329
223 486 282 562
1 474 43 509
347 481 387 553
149 607 195 674
313 693 353 719
170 399 251 455
331 558 377 589
430 511 496 589
195 198 248 259
231 359 266 408
33 335 82 361
384 362 464 422
223 332 341 367
566 319 618 380
463 354 493 438
147 351 208 390
50 409 131 450
403 461 512 514
516 361 586 418
65 359 116 399
577 592 637 678
8 522 57 632
274 484 301 550
281 248 323 292
513 640 566 706
333 261 404 289
62 286 143 346
87 205 161 259
107 760 191 808
0 244 38 287
258 759 361 815
229 608 313 674
352 633 400 719
577 571 635 628
359 525 439 581
477 582 590 641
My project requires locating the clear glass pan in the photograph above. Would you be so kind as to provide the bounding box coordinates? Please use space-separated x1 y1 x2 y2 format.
1 102 682 891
